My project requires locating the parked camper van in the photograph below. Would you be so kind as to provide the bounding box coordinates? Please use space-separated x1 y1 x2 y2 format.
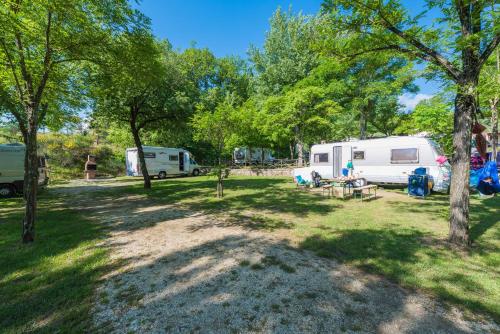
293 136 451 192
233 147 275 165
126 146 200 178
0 144 49 198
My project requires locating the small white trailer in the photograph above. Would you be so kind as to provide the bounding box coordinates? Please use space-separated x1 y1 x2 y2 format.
126 146 200 179
0 144 48 198
293 136 451 192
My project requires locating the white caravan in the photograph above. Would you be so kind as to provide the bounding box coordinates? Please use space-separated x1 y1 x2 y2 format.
233 147 275 165
126 146 200 178
0 144 49 198
293 136 451 192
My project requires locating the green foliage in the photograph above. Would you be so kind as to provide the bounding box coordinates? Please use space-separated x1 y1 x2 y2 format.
38 132 124 179
320 0 499 83
478 52 500 116
396 96 454 155
262 86 341 147
249 7 320 95
0 0 137 130
192 94 238 159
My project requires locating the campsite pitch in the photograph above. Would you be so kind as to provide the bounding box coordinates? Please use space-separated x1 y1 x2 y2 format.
0 176 498 333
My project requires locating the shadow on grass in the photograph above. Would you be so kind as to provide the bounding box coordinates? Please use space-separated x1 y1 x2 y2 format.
0 196 120 333
469 196 500 242
144 177 340 217
300 219 500 321
50 177 340 224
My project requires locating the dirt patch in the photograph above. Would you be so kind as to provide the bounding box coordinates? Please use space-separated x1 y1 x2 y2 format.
52 180 498 333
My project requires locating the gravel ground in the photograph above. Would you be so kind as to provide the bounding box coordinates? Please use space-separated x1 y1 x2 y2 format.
54 180 499 334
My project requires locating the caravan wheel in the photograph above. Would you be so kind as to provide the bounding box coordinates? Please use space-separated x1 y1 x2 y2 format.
158 171 167 179
0 184 14 198
192 169 200 176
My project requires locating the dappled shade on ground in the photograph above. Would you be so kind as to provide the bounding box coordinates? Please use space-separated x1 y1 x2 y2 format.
0 176 498 332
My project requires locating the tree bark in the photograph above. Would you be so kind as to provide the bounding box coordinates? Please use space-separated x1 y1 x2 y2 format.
216 155 224 198
130 121 151 190
448 89 475 246
22 105 39 243
359 111 367 140
289 141 295 160
297 140 304 167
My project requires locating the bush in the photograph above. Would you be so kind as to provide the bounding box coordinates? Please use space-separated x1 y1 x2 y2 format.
38 133 124 180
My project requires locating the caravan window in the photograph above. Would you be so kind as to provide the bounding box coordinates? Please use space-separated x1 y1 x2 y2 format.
144 152 156 159
169 155 178 161
353 151 365 160
313 153 329 163
391 148 418 164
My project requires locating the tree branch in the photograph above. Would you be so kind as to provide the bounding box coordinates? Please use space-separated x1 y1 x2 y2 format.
334 44 436 63
13 30 34 98
34 10 52 106
0 38 26 105
137 114 171 130
38 103 48 124
477 34 500 70
352 0 462 81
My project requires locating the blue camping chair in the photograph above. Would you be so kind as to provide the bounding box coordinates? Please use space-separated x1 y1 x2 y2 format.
295 175 310 188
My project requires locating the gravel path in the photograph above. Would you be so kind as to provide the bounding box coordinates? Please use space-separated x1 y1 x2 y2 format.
54 180 499 334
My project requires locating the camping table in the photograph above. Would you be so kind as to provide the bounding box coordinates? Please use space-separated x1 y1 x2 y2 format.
324 177 363 199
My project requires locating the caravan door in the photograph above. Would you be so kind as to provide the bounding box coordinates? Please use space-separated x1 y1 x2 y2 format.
333 146 342 177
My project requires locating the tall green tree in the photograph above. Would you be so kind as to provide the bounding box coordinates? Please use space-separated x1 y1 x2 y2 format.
0 0 134 242
249 8 320 95
299 54 417 139
262 86 341 166
93 31 188 189
321 0 500 246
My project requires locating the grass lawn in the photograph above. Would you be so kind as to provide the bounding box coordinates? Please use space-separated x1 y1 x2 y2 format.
0 175 498 331
0 194 110 333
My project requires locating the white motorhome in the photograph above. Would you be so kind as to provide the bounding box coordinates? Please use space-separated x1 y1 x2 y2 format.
126 146 200 179
293 136 451 192
0 144 49 198
233 147 275 165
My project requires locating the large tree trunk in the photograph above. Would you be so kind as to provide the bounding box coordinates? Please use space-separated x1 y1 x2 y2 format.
448 90 475 246
131 123 151 190
22 106 39 243
491 98 498 162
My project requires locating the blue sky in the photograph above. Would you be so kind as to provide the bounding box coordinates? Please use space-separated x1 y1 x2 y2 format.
133 0 441 107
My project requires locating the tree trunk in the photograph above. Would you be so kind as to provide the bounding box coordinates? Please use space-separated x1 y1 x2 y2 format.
289 142 295 160
491 98 498 162
448 90 474 246
22 106 38 243
216 154 224 198
297 140 304 167
131 123 151 190
246 146 252 166
359 110 367 140
217 176 224 198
